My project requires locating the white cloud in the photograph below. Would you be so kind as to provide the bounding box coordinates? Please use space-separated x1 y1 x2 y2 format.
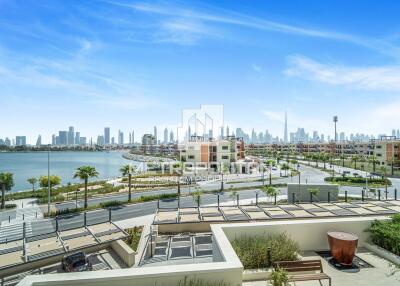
252 63 262 73
104 1 400 56
285 55 400 91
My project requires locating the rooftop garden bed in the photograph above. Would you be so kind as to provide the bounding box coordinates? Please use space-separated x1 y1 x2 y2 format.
231 232 301 269
124 226 143 251
368 214 400 257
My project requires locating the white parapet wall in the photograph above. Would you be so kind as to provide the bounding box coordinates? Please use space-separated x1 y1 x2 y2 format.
218 216 389 251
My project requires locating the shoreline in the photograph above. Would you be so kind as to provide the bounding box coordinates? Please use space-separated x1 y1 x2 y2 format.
122 152 176 163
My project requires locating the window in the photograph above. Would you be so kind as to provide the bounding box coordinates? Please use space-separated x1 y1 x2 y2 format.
188 155 195 160
222 146 229 150
222 155 229 159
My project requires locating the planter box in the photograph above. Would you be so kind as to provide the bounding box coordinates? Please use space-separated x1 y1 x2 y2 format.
111 240 136 267
364 242 400 266
242 268 272 281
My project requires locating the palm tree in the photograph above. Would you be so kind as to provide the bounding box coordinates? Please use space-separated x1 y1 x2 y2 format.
120 164 137 202
263 186 278 204
351 155 360 169
368 155 379 172
0 172 14 209
192 190 201 207
281 163 290 176
320 153 328 169
380 165 388 195
74 166 99 209
265 159 276 185
27 177 38 192
340 154 346 167
308 187 319 203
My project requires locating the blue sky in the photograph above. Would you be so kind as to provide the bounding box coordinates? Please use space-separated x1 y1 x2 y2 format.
1 0 400 143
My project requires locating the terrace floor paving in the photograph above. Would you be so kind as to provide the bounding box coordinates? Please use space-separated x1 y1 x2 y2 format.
243 248 400 286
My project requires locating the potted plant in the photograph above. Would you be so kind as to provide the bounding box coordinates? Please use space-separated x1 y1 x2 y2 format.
270 267 289 286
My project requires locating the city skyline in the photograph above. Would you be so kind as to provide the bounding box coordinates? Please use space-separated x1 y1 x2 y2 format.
1 1 400 142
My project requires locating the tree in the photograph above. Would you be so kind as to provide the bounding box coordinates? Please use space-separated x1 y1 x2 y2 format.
192 190 201 207
263 186 278 203
380 165 388 195
368 156 379 172
308 187 320 203
0 172 14 209
27 177 38 192
351 155 360 169
39 175 61 200
320 153 328 169
340 154 347 167
265 159 276 185
281 163 290 176
74 166 99 209
312 154 319 167
120 164 137 202
230 190 238 205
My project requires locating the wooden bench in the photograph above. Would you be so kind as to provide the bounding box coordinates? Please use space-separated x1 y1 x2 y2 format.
273 260 331 286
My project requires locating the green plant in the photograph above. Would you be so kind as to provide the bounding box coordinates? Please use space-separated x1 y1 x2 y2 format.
308 187 319 202
231 232 300 269
5 203 17 209
74 166 99 209
368 214 400 256
271 267 289 286
0 172 14 209
100 200 123 208
263 186 278 203
27 177 38 192
177 277 229 286
124 226 143 251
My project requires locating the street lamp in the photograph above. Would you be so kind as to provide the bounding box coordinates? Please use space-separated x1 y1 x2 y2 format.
128 164 132 202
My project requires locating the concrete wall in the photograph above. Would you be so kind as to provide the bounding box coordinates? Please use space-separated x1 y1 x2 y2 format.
287 183 339 203
110 240 136 267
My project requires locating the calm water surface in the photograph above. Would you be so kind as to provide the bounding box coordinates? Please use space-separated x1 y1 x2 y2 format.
0 151 132 192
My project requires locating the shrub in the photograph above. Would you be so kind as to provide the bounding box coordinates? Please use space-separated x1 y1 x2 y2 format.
271 267 289 286
100 200 123 208
5 204 17 209
124 226 143 251
177 277 229 286
325 176 391 186
231 232 301 269
368 214 400 256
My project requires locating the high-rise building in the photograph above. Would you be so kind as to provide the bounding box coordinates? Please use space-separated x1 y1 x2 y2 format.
4 137 11 146
164 128 168 144
80 137 86 145
284 110 288 143
226 126 230 138
15 136 26 146
154 126 158 143
58 131 68 145
36 135 42 146
131 130 135 144
68 126 74 145
52 134 56 145
111 137 115 145
170 130 174 143
97 135 104 146
104 127 110 145
75 132 80 145
118 130 124 145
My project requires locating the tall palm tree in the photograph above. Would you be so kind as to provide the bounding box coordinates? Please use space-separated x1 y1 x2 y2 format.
281 163 290 176
120 164 137 202
368 155 379 172
74 166 99 209
340 154 346 167
351 155 360 169
0 172 14 209
27 177 37 192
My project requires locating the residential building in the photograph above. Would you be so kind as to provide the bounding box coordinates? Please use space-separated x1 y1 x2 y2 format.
104 127 110 145
58 131 68 145
15 136 26 146
164 128 168 144
118 130 124 145
67 126 74 145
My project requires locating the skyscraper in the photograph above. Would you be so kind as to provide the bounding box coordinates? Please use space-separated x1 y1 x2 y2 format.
75 132 80 145
226 126 230 138
68 126 74 145
59 131 68 145
154 126 158 143
52 134 56 145
164 128 168 144
104 127 110 145
170 130 174 143
16 136 26 146
131 130 135 144
284 110 288 144
118 130 124 145
36 135 42 146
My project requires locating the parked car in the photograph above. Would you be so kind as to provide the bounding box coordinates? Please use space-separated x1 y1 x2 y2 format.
62 252 92 272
